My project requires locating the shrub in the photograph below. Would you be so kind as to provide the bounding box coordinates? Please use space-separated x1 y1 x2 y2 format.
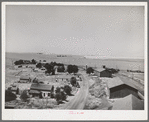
86 67 94 74
20 89 30 102
5 90 17 102
64 85 72 95
70 77 77 86
36 63 42 68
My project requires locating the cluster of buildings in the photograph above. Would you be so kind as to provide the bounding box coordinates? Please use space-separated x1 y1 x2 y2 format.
102 77 144 110
90 66 144 110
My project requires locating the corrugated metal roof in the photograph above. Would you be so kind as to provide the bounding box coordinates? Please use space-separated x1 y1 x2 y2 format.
30 83 53 91
112 94 144 110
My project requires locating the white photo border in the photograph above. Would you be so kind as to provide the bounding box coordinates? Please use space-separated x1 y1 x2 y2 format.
2 2 148 120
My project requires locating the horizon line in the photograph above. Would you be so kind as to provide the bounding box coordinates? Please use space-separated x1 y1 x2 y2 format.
6 52 144 60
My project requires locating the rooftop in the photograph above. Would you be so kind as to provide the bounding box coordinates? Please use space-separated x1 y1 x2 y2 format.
30 83 53 91
112 94 144 110
101 77 124 89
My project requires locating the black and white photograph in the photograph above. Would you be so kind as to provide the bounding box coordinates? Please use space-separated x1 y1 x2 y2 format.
2 2 148 120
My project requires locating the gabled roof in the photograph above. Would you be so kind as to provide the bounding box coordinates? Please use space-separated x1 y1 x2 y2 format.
95 68 105 72
105 77 124 89
29 90 40 94
112 94 144 110
30 83 53 91
55 75 71 79
20 75 30 80
100 69 112 73
118 75 144 95
11 87 18 91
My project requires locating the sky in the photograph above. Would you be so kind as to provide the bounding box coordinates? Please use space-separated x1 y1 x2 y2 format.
6 5 144 59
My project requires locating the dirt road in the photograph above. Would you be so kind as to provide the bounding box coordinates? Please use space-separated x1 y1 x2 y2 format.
64 72 89 110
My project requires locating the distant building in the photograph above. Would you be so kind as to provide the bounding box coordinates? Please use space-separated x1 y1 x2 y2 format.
19 76 31 83
100 70 112 78
23 60 31 64
29 83 54 98
11 86 19 94
111 94 144 110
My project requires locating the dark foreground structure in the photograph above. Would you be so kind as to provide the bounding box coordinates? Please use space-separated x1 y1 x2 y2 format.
111 94 144 110
110 84 138 99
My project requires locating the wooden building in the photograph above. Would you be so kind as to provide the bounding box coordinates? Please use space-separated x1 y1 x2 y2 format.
100 70 112 78
110 84 138 99
29 83 54 98
19 76 31 83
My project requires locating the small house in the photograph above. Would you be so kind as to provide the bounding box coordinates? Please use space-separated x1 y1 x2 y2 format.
100 69 112 78
29 83 54 98
19 76 31 83
111 94 144 110
10 85 19 94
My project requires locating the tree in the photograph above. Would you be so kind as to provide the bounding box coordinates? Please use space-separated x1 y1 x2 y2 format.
14 59 24 65
44 63 55 75
36 63 42 68
70 77 77 86
72 65 78 74
64 85 72 95
16 88 19 94
86 67 94 74
57 66 65 72
55 87 67 104
5 90 17 102
67 65 79 74
76 82 80 88
31 59 36 64
55 92 61 104
55 87 61 93
20 89 30 102
67 65 73 73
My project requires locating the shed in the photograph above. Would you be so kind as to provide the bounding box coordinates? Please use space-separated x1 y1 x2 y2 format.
100 70 112 78
111 94 144 110
19 76 31 83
